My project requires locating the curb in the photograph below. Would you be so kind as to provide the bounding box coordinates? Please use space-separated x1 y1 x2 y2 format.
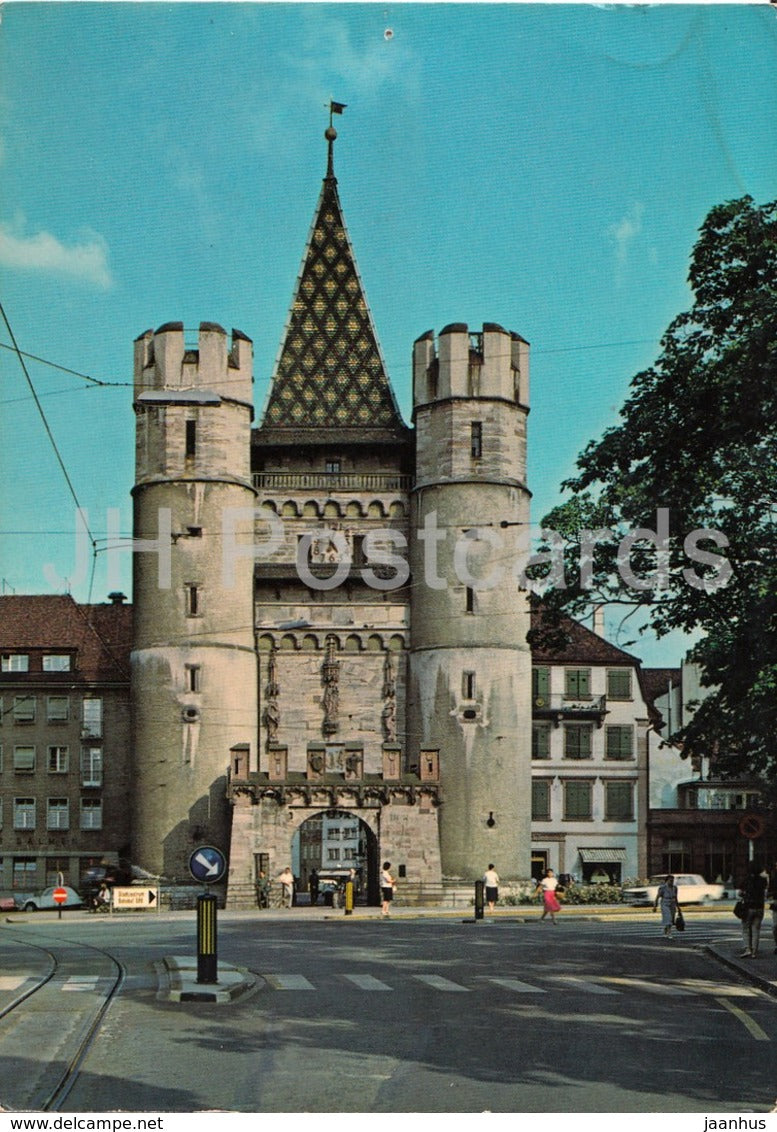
155 956 260 1004
704 944 777 1000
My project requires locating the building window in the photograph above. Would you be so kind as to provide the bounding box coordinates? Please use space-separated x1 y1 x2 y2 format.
465 587 475 613
185 583 200 617
565 668 591 699
327 848 341 862
81 747 103 787
325 459 341 474
47 696 70 723
532 667 550 705
563 780 593 820
13 696 36 724
532 723 551 760
470 422 483 459
532 779 551 820
80 798 103 831
13 798 36 830
12 857 37 888
564 724 593 760
42 654 72 672
13 746 36 773
462 671 476 700
48 745 69 773
662 839 691 874
0 745 3 772
2 654 29 672
605 725 634 761
185 419 197 460
186 665 201 693
604 781 634 821
607 668 632 700
47 798 70 831
82 698 103 739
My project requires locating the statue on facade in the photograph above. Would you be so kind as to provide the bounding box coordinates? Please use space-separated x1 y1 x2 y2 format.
264 646 280 746
321 635 340 736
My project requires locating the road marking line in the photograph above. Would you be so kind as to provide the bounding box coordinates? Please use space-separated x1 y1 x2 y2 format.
413 975 470 992
263 974 315 991
673 979 759 998
342 974 393 991
557 976 619 995
487 977 546 994
715 996 770 1041
601 976 693 996
0 976 28 991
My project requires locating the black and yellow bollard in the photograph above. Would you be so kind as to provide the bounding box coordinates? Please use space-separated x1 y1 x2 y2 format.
474 879 485 920
197 892 218 984
344 880 354 915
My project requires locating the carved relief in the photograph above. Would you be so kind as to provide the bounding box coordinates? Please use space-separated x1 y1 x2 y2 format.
381 651 397 741
321 634 340 736
263 646 280 747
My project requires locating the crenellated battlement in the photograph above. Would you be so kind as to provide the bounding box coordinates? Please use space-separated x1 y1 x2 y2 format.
134 321 253 404
413 322 529 408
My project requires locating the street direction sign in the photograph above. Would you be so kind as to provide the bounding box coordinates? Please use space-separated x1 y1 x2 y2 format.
189 845 227 885
112 887 159 910
52 887 68 905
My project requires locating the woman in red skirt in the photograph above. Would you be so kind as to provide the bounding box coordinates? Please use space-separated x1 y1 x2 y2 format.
536 868 562 923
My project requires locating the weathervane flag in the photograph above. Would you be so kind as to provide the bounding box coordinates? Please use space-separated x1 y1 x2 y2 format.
330 101 347 115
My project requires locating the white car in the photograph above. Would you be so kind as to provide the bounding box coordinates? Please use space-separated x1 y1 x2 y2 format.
622 874 725 906
14 885 84 912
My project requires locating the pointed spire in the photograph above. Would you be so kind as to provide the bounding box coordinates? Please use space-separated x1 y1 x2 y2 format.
260 114 406 438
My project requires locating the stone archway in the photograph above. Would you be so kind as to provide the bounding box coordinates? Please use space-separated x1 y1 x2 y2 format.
292 808 380 905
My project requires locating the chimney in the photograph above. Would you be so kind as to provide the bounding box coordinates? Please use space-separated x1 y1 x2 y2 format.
108 592 127 605
592 606 605 638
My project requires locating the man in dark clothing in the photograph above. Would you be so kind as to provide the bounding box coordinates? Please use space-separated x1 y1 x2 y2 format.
739 863 768 958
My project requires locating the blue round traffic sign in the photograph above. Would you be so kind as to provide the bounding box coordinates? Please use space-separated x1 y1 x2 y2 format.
189 845 227 884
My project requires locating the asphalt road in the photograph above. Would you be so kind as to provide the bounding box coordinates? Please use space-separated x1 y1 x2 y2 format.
2 910 776 1113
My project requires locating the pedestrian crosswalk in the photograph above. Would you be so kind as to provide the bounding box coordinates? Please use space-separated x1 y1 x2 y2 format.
256 971 762 999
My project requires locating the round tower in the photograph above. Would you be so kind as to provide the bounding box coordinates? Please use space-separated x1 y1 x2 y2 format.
131 322 258 879
408 322 532 880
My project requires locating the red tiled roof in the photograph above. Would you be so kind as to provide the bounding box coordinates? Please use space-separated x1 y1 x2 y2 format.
0 595 132 682
529 605 640 666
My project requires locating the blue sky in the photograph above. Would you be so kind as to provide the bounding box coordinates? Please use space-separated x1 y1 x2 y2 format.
1 2 775 666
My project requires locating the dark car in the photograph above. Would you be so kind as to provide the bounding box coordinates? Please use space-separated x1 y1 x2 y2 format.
80 865 132 906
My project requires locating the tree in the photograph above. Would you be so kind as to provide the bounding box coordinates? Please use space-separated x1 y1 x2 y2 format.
529 196 777 779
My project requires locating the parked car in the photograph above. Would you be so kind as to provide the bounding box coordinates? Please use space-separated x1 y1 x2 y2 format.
622 874 725 906
14 885 84 912
0 895 16 912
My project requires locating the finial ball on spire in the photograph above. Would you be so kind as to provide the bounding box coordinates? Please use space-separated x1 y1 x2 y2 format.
325 126 337 142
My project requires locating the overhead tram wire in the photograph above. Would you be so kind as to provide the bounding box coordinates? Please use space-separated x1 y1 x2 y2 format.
0 301 101 602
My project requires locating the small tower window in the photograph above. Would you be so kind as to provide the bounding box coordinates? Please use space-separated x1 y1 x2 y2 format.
465 586 475 613
185 584 200 617
470 422 483 459
462 671 476 700
185 419 197 461
186 665 201 693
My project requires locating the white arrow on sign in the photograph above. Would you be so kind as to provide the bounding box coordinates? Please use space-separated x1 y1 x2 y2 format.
194 851 222 878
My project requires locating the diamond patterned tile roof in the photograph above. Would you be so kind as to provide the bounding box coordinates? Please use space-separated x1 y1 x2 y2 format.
261 150 405 434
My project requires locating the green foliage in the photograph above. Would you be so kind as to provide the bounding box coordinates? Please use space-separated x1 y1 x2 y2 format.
531 196 777 780
500 884 624 906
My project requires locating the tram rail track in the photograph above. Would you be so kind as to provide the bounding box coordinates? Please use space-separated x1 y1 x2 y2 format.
0 933 125 1112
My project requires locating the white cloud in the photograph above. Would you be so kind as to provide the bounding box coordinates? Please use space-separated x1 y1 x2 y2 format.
608 202 644 269
0 219 114 289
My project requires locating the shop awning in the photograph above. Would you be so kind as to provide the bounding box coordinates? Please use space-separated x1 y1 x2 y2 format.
578 848 627 863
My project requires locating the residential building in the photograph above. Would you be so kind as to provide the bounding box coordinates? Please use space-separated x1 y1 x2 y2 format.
530 611 656 884
0 593 131 893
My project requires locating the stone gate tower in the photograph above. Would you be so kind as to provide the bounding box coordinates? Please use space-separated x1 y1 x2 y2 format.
408 323 532 879
131 322 258 878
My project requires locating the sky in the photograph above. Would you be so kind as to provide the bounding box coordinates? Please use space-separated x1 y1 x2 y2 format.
0 1 775 667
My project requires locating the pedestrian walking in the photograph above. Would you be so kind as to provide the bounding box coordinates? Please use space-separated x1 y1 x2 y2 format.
536 868 562 923
739 862 768 958
380 861 396 917
483 864 500 912
768 861 777 955
653 874 680 938
255 870 270 909
309 868 319 906
277 866 295 908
